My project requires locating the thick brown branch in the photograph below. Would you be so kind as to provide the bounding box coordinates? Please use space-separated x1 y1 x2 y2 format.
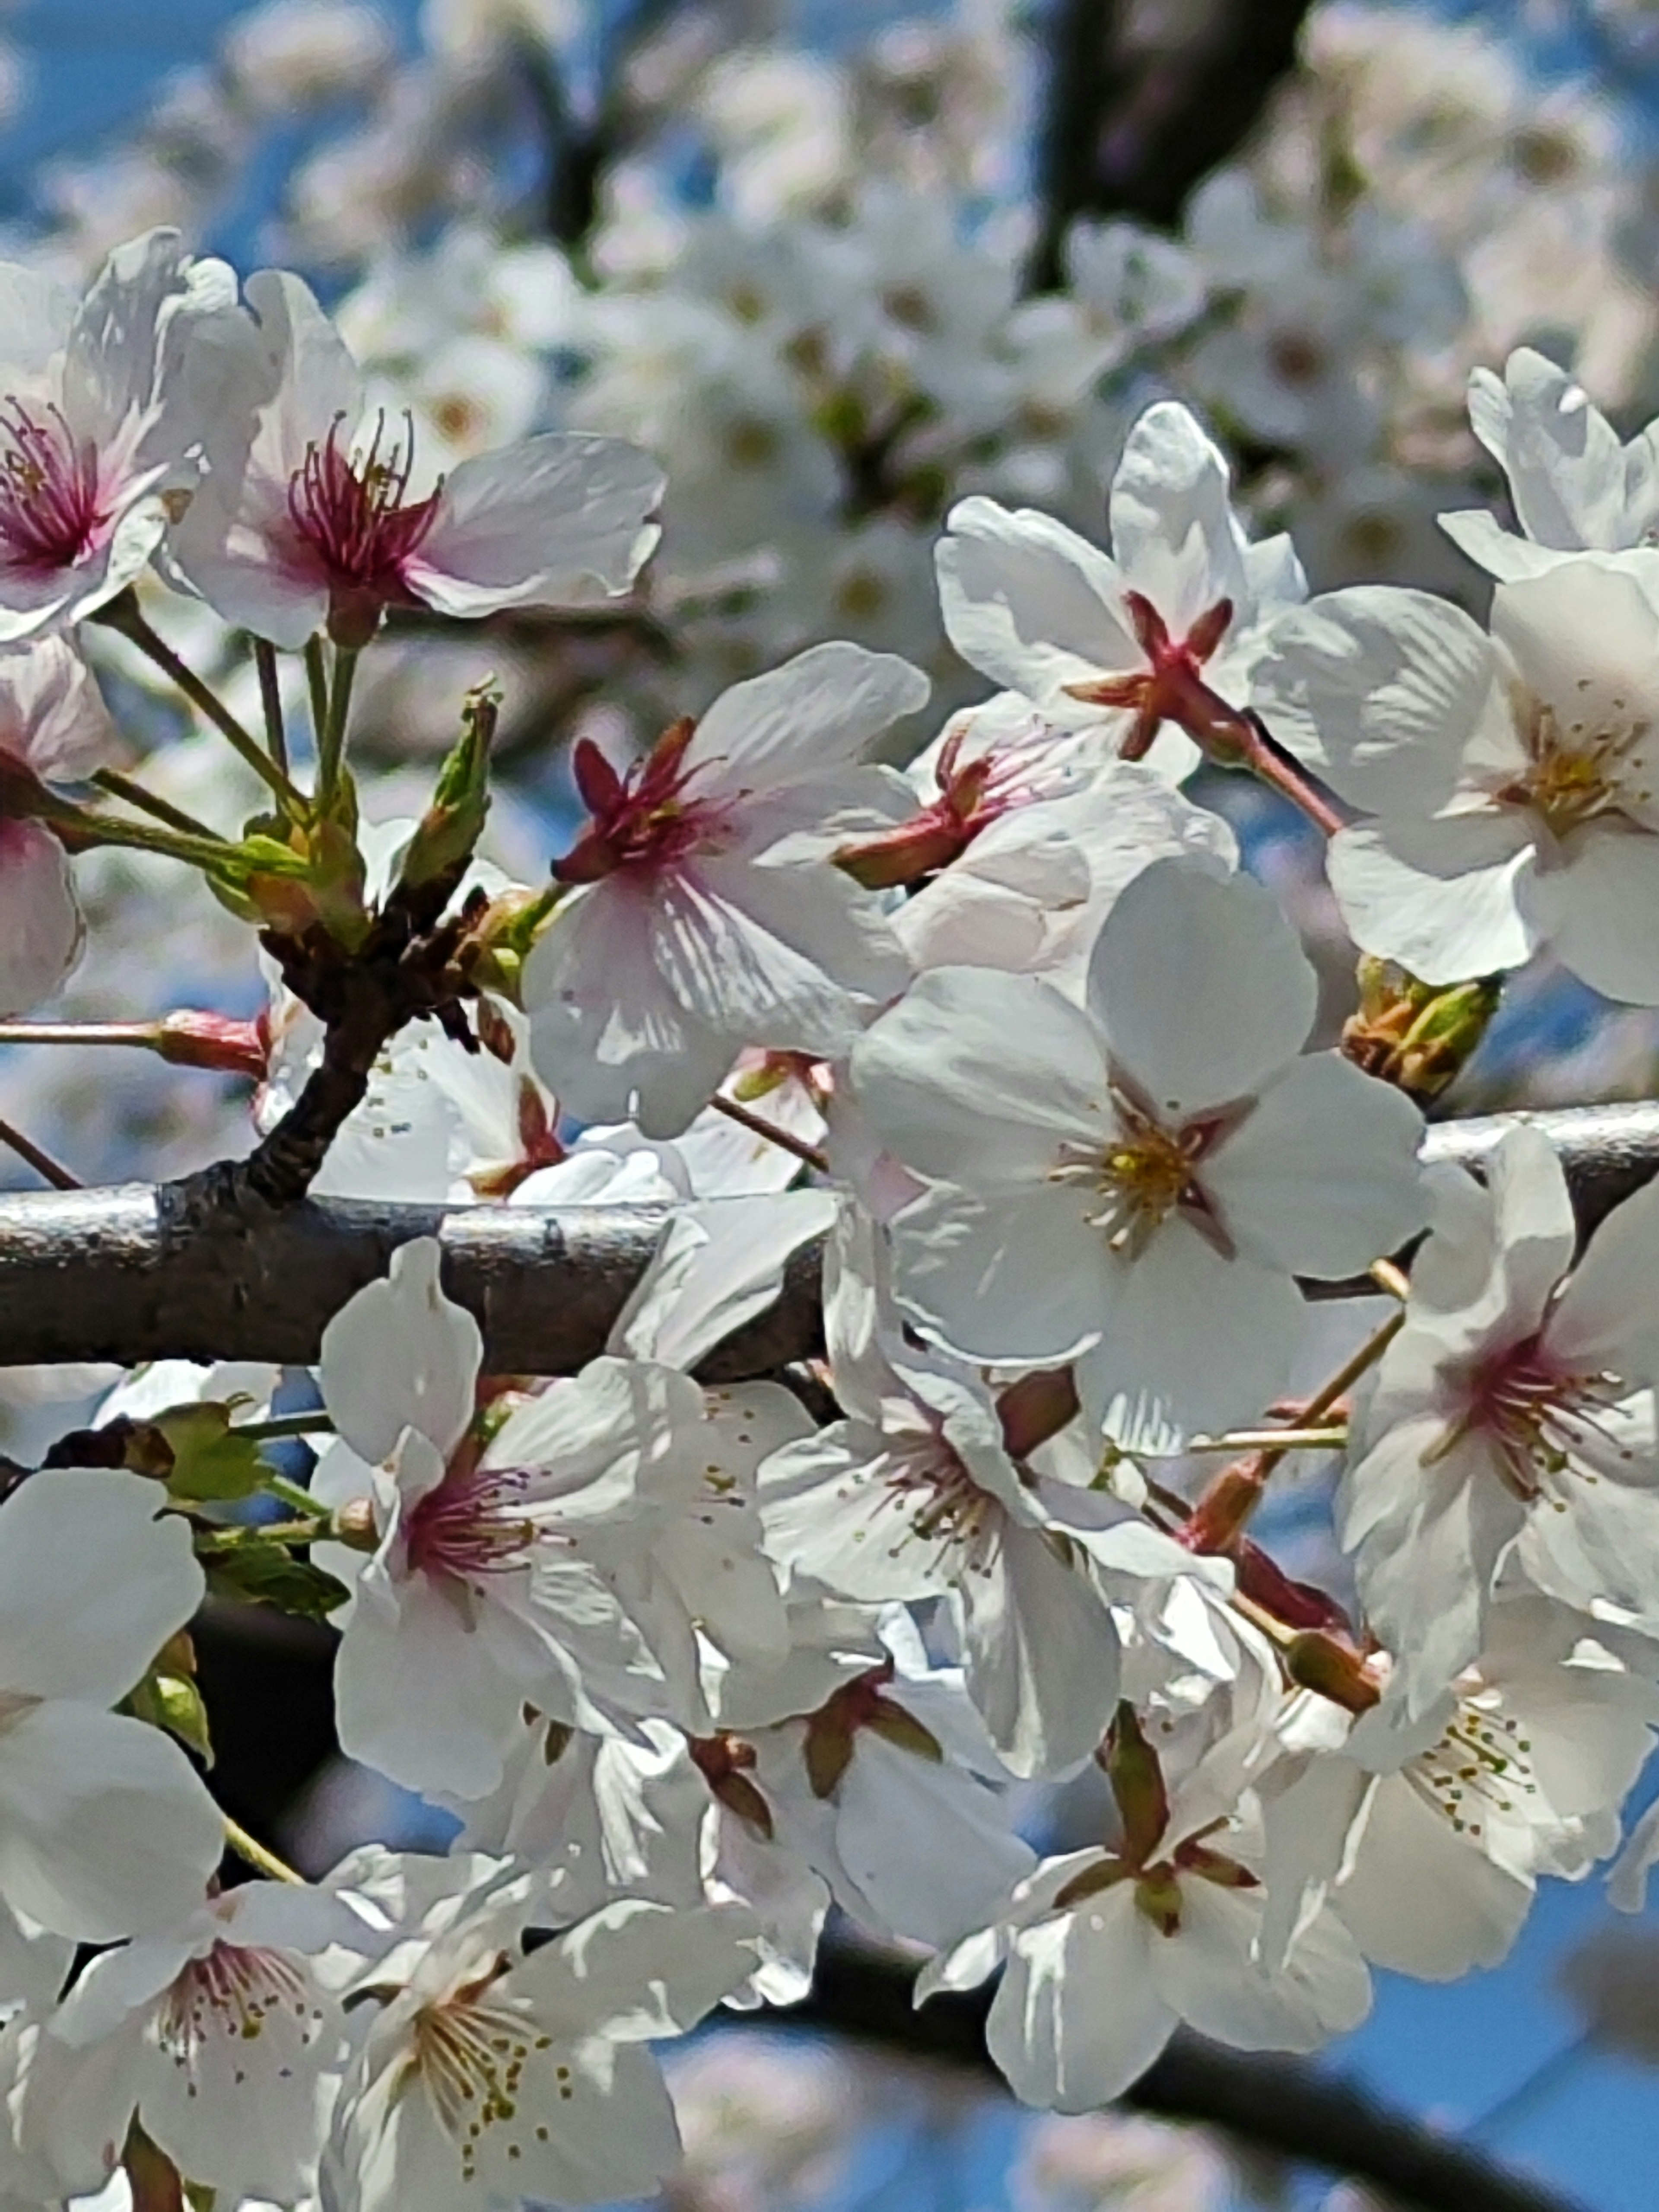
1028 0 1317 291
0 1101 1654 1372
779 1943 1583 2212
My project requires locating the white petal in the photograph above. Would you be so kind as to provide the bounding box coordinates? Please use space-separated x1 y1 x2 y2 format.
1438 509 1569 583
960 1527 1122 1777
1551 1170 1659 1382
409 433 664 615
1523 826 1659 1006
0 1703 221 1940
1327 814 1538 981
0 823 82 1018
1087 861 1316 1115
1251 587 1499 814
936 496 1140 715
988 1894 1173 2111
1076 1227 1305 1443
688 642 929 784
1333 1773 1532 1980
333 1573 527 1799
1161 1881 1370 2050
888 1180 1109 1366
851 964 1109 1185
1107 400 1249 634
1205 1053 1427 1279
319 1238 481 1465
0 1469 203 1706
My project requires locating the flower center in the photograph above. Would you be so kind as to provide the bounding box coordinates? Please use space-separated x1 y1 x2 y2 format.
403 1464 536 1589
1061 590 1239 760
1443 1330 1631 1503
156 1943 319 2079
552 718 736 884
880 1432 1001 1568
1048 1083 1241 1261
1408 1695 1538 1843
286 410 442 646
1499 692 1656 837
0 400 108 577
408 1977 562 2185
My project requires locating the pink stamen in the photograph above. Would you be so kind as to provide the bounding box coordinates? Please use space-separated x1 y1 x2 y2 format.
1452 1331 1630 1501
404 1465 536 1587
286 410 442 645
553 717 736 883
0 400 108 578
157 1943 317 2068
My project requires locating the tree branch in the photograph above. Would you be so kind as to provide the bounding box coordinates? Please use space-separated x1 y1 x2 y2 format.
778 1943 1585 2212
0 1100 1653 1371
1027 0 1317 291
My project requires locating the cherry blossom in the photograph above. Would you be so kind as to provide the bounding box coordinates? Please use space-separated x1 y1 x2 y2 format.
1260 1598 1659 1984
321 1859 755 2212
1440 347 1659 582
523 641 926 1136
0 231 235 641
1253 555 1659 1003
14 1881 359 2202
924 1707 1370 2110
935 400 1306 778
1337 1126 1659 1715
850 857 1428 1441
169 270 664 648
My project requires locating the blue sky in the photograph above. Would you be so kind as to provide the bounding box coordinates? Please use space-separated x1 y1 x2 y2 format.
3 5 1659 2208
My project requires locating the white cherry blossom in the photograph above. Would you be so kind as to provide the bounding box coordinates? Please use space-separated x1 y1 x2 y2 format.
15 1881 359 2202
1440 347 1659 581
935 400 1305 775
169 269 664 648
850 858 1428 1441
925 1708 1370 2111
523 642 926 1136
1260 1599 1659 1984
0 232 235 641
1253 556 1659 1003
1337 1126 1659 1715
322 1859 755 2212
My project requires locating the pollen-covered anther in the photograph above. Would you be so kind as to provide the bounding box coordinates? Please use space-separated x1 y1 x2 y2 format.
1048 1085 1239 1260
156 1944 311 2074
408 1986 543 2183
1501 692 1656 836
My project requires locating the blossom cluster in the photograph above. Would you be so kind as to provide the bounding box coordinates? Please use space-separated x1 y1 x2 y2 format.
0 0 1656 2202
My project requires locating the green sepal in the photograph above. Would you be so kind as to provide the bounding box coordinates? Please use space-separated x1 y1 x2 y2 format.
156 1404 267 1503
207 1539 350 1621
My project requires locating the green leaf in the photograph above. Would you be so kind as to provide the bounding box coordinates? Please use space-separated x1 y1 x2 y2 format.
207 1539 350 1622
156 1405 267 1503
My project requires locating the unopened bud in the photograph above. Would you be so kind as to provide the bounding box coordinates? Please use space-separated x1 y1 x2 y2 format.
1342 957 1501 1103
333 1497 381 1553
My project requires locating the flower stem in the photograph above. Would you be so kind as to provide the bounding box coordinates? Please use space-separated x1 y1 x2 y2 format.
304 635 329 760
56 803 251 875
0 1020 161 1049
242 1413 334 1445
91 768 233 847
254 637 289 778
0 1116 79 1189
710 1091 830 1172
260 1469 326 1514
94 591 308 817
317 644 359 810
222 1814 305 1885
1239 711 1347 839
1179 1426 1349 1453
